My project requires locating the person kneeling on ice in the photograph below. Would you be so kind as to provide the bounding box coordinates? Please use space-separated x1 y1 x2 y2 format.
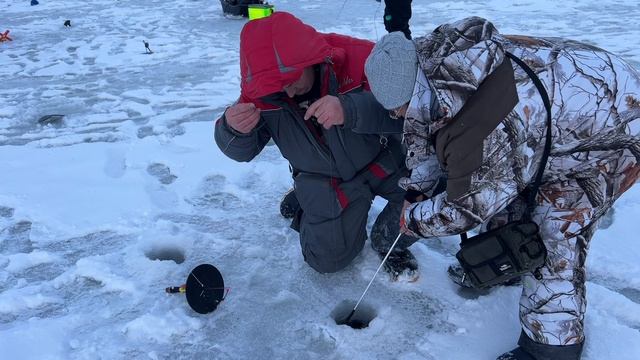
364 17 640 360
214 12 422 280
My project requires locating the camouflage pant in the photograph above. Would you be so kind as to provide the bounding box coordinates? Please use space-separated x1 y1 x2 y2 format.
488 171 638 345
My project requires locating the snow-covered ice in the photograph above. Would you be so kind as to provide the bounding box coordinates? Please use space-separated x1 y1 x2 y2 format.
1 0 640 359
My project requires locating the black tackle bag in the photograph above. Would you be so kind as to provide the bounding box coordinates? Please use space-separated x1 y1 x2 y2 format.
456 221 547 288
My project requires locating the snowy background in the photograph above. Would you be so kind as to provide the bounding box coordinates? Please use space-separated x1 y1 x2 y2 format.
2 0 640 359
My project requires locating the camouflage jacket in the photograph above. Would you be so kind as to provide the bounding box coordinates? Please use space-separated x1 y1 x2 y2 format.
402 16 640 238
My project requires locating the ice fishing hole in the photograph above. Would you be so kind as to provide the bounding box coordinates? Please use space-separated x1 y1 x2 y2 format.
145 246 185 264
331 299 377 329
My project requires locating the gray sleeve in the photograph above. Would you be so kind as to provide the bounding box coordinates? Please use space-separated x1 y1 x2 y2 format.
339 91 404 134
214 113 271 163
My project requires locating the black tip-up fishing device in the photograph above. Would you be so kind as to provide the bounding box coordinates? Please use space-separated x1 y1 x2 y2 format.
166 264 229 314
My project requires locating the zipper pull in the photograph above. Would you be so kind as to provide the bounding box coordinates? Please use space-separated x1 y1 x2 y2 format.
379 135 388 148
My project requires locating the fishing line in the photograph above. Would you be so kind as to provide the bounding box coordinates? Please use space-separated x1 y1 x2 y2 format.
334 0 384 40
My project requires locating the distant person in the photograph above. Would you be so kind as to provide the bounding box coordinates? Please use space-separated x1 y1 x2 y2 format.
0 30 12 42
383 0 412 39
220 0 265 18
214 12 421 280
143 40 153 54
364 16 640 360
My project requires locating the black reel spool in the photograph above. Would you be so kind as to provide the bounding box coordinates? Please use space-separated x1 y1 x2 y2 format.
185 264 226 314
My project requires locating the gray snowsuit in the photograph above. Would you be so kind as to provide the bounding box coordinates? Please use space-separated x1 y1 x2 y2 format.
215 13 415 273
396 17 640 346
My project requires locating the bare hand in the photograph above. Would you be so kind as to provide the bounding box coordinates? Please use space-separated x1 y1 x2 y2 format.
304 95 344 129
400 200 412 235
225 103 261 134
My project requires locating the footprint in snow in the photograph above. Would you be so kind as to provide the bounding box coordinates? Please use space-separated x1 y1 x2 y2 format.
147 163 177 185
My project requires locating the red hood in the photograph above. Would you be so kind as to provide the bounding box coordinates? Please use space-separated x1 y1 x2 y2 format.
239 12 373 108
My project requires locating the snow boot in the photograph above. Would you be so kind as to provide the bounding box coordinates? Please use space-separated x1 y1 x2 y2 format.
279 188 300 219
380 248 419 282
498 331 584 360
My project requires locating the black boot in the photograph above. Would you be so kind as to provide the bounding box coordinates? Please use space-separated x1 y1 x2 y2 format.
497 331 584 360
279 189 300 219
379 248 419 282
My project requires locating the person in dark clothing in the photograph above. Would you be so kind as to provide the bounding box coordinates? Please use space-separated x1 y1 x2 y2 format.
143 40 153 54
220 0 264 18
214 12 420 280
383 0 412 39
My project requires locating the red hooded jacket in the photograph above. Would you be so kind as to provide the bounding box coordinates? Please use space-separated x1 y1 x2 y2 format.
239 12 373 108
215 12 405 182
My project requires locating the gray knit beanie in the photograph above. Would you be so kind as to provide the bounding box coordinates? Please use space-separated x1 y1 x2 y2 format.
365 32 418 110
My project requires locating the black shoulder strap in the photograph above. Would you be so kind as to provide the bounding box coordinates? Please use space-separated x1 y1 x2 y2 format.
505 52 553 222
459 53 553 243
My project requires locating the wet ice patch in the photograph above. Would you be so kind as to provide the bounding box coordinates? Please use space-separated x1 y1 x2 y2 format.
185 174 240 211
292 322 339 355
137 124 185 139
0 220 33 253
155 213 229 235
0 206 14 218
42 230 133 265
617 287 640 305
